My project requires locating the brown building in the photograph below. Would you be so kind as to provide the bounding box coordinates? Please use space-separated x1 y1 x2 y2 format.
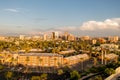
18 53 63 67
64 54 89 65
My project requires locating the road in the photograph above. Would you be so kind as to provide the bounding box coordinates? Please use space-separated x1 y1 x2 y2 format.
79 72 103 80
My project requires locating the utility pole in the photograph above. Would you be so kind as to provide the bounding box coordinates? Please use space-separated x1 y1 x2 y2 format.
101 49 104 64
104 50 107 65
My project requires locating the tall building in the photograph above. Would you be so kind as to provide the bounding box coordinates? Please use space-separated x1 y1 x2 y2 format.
43 34 47 40
52 32 59 40
62 32 69 40
19 35 25 40
108 36 119 43
68 34 76 41
92 39 97 44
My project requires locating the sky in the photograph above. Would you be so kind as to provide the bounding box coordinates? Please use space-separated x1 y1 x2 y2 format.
0 0 120 36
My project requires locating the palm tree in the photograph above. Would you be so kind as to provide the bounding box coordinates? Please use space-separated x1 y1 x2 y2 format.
93 57 97 66
79 58 84 71
10 57 14 66
104 57 107 65
26 56 29 64
54 58 57 66
25 56 29 73
37 57 43 66
37 56 43 72
15 56 18 66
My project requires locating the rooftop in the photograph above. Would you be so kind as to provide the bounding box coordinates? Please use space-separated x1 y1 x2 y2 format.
19 53 63 57
64 54 89 60
105 53 118 59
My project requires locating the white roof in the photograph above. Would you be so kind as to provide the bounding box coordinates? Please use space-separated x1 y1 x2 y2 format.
105 53 118 59
65 54 89 60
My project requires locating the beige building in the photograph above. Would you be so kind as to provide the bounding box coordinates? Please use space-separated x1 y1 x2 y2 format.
0 50 90 68
19 35 25 40
18 53 63 67
68 34 76 41
100 44 119 49
0 36 5 41
92 39 97 44
58 50 75 55
81 36 90 40
108 36 119 43
64 54 89 65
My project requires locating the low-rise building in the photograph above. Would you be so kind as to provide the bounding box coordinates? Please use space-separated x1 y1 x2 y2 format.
104 53 118 63
18 53 63 67
63 54 89 65
0 36 5 41
58 50 75 55
100 44 119 49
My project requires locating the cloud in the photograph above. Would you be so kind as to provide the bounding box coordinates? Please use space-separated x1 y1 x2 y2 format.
53 26 78 31
29 18 120 37
80 18 120 31
4 8 19 13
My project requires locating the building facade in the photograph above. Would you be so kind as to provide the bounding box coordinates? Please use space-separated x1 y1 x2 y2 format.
18 53 63 67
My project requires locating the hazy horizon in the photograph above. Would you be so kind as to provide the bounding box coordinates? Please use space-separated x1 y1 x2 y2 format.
0 0 120 36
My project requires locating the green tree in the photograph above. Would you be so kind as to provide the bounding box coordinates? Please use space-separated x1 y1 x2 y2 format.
31 76 40 80
37 57 43 66
93 57 97 66
5 71 13 80
40 73 47 80
57 69 64 75
0 65 4 70
70 70 80 80
94 75 102 80
25 56 30 73
104 68 115 76
80 58 84 71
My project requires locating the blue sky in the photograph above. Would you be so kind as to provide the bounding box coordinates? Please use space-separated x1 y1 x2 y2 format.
0 0 120 36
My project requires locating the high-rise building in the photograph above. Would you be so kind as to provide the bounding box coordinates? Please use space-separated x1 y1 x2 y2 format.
19 35 25 40
62 32 69 40
92 39 97 44
52 32 59 40
108 36 119 42
43 34 47 40
68 34 76 41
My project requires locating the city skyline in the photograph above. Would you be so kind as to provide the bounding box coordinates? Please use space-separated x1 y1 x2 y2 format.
0 0 120 36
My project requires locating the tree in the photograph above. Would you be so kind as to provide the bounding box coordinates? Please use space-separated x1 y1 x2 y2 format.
25 56 30 73
37 57 42 66
26 56 30 64
93 57 97 66
10 57 14 65
31 76 40 80
57 69 64 75
40 73 47 80
70 70 80 80
0 65 4 70
5 71 13 80
94 75 102 80
79 58 84 71
104 68 115 76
